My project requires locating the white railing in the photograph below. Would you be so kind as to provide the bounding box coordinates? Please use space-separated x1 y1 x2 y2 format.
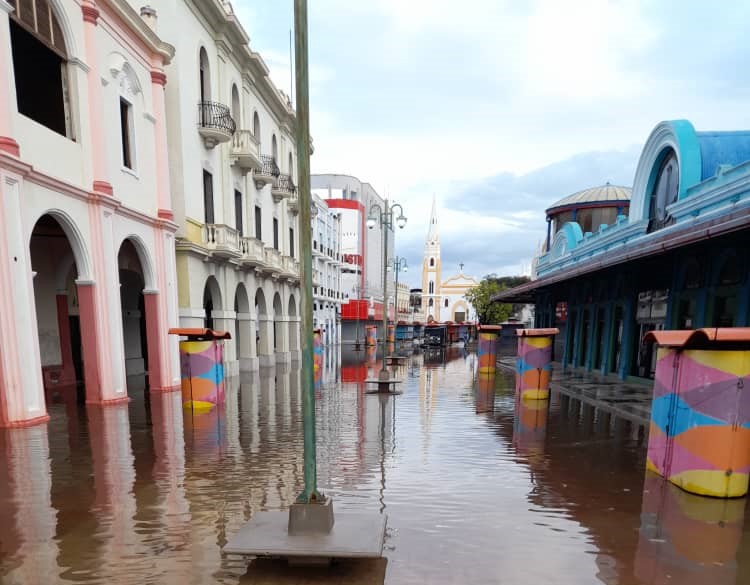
231 129 260 161
203 224 239 250
264 247 283 270
239 236 264 262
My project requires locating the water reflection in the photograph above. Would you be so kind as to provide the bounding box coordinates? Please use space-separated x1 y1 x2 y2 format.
1 351 750 584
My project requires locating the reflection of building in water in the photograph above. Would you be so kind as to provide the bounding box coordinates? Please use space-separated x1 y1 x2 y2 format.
0 426 59 583
635 473 745 585
419 365 439 441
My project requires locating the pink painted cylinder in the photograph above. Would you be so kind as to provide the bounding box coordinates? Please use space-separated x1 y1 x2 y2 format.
313 328 323 374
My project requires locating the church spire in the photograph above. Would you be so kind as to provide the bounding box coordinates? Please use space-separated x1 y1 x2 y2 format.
427 195 439 243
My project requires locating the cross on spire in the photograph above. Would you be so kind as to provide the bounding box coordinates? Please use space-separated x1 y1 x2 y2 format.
459 262 464 272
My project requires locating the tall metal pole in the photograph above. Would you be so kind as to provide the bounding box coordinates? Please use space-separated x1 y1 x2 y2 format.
382 199 389 364
394 261 399 327
294 0 320 504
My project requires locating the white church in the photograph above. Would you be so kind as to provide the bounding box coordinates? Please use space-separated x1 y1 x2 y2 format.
420 198 479 322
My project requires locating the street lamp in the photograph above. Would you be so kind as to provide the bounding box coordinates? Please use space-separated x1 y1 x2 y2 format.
389 256 408 340
367 199 407 383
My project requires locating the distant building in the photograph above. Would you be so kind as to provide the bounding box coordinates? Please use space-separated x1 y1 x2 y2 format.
312 193 342 345
311 174 395 344
421 197 477 322
497 120 750 379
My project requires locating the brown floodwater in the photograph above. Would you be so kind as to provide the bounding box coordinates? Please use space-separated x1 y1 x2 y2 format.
1 346 749 584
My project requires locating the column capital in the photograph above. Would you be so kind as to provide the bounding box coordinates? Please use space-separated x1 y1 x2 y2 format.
0 137 19 157
81 3 100 25
150 70 167 87
0 1 13 15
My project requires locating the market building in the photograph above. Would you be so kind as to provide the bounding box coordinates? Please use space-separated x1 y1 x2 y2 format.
311 192 342 346
496 120 750 379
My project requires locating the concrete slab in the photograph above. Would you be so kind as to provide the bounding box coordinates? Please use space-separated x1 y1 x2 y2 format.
224 511 387 560
241 557 388 584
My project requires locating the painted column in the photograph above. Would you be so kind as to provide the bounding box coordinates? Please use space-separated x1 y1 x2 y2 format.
149 69 173 220
515 328 559 400
289 316 301 360
236 311 254 371
0 1 19 156
646 329 750 498
80 1 113 195
55 293 76 386
0 173 47 426
143 290 167 391
275 314 290 363
477 325 501 374
257 315 274 367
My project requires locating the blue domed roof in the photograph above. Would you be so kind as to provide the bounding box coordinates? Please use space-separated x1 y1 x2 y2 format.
546 183 631 214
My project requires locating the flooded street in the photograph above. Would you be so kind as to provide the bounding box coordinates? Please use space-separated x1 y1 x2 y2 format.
1 347 749 585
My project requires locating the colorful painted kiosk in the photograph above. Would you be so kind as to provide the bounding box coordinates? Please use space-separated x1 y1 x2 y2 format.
313 328 323 374
515 328 559 400
644 328 750 498
169 328 230 412
477 325 502 374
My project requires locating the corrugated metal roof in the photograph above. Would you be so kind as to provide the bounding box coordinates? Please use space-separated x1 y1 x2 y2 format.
546 183 631 213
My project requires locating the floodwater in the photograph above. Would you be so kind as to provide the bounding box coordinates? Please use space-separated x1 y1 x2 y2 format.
1 346 750 585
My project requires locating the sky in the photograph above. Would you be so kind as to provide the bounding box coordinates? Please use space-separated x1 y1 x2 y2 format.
234 0 750 287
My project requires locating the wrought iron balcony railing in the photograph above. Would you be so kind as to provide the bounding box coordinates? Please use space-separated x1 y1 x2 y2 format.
260 155 280 177
198 101 236 133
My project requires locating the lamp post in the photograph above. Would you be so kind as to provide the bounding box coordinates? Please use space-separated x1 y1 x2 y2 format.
389 256 408 343
367 199 407 381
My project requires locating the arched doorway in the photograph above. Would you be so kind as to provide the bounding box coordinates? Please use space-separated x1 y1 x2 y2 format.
203 276 222 330
117 239 150 393
272 292 284 354
288 295 299 358
234 283 251 370
30 214 86 407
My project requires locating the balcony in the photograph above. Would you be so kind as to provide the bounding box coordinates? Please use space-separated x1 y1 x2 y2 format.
263 247 283 275
272 174 296 203
197 101 236 149
288 190 299 215
254 155 280 189
239 236 265 267
281 255 300 282
230 130 262 172
202 224 241 259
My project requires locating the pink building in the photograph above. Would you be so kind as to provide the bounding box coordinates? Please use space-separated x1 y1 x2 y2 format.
0 0 180 427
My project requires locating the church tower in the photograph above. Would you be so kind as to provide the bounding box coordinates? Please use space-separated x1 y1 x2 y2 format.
421 196 441 320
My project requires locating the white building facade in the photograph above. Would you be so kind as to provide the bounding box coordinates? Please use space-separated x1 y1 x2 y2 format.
158 0 300 373
311 174 394 344
312 193 342 345
0 0 182 428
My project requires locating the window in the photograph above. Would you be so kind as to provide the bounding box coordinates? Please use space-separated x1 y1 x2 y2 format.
288 152 294 176
648 149 679 232
429 281 434 294
429 257 435 267
289 228 295 258
119 98 134 169
444 298 449 308
428 299 434 307
253 111 260 139
234 190 243 236
254 205 262 239
203 170 214 224
273 218 279 249
231 83 240 123
9 0 71 137
272 134 278 163
199 47 210 103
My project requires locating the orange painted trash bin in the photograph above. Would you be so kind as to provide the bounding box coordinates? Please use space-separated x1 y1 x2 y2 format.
387 324 395 343
477 325 501 374
365 325 377 347
515 328 559 400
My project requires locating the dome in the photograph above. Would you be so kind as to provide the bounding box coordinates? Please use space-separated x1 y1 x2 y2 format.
546 183 631 215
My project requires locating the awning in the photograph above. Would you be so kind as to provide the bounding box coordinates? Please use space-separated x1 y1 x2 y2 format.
168 328 232 340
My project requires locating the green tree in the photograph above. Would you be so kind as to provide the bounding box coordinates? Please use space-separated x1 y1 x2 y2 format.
465 274 530 325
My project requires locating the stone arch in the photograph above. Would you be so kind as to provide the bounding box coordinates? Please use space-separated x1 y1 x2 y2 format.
253 110 260 139
255 287 267 315
287 294 298 353
231 83 241 123
203 275 222 330
272 292 283 352
117 234 156 290
117 238 151 384
450 299 469 322
29 209 92 280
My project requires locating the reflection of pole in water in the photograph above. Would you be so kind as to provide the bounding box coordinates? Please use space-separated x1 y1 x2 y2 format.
635 473 745 585
475 372 495 414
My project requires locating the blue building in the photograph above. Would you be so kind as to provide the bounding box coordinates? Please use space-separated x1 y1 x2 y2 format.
497 120 750 379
